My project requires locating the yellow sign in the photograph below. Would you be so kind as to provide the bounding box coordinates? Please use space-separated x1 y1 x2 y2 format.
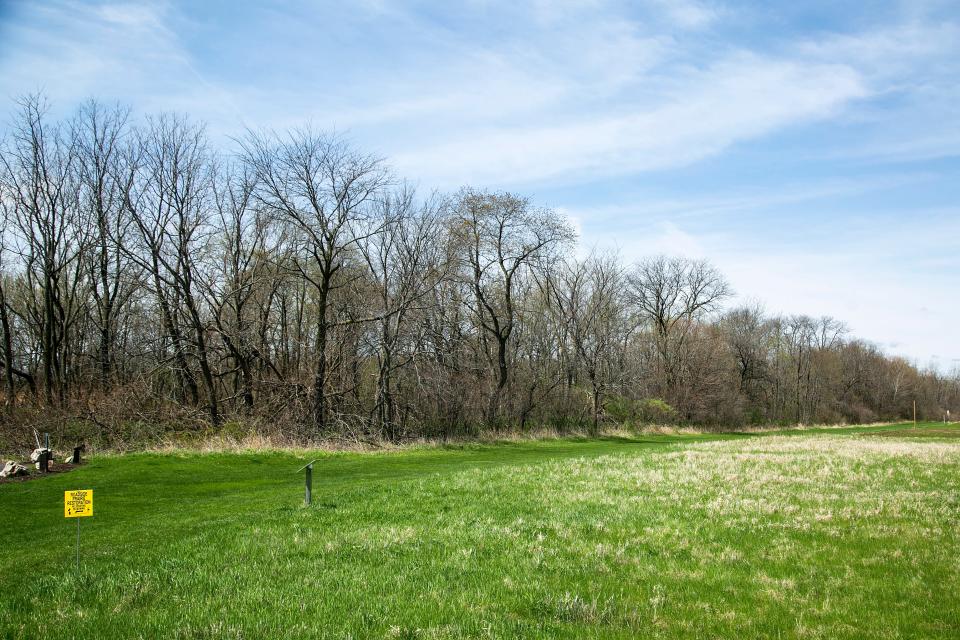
64 490 93 518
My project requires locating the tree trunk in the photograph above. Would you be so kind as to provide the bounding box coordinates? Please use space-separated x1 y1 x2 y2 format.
589 369 601 435
0 283 15 406
312 284 330 432
376 319 396 440
487 333 510 425
192 321 220 427
98 321 112 389
42 271 55 405
154 275 198 405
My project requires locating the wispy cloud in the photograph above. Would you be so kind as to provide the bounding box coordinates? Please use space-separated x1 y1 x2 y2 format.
392 53 866 186
0 0 244 125
647 0 719 29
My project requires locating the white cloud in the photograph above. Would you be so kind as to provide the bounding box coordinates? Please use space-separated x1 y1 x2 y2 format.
95 2 166 28
567 173 936 227
796 20 960 164
392 53 867 187
648 0 718 29
0 0 244 128
799 21 960 78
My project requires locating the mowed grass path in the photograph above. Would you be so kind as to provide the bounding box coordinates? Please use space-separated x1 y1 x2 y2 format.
2 424 959 639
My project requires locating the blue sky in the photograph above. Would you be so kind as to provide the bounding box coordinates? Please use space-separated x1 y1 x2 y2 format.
1 0 958 370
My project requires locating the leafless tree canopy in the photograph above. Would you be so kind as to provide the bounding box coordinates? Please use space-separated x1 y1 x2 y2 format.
0 95 956 447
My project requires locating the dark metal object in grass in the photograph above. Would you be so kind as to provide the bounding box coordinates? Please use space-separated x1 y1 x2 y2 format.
305 464 312 506
296 459 319 506
38 450 50 473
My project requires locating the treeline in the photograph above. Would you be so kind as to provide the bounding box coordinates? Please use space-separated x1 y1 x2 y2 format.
0 95 956 447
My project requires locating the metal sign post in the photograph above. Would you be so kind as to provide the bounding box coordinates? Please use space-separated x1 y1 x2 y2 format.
64 490 94 570
296 459 319 506
305 464 312 505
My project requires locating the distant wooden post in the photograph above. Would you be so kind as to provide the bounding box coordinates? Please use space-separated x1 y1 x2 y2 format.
913 400 917 425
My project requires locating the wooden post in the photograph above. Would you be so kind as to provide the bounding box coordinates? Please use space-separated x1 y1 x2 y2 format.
913 400 917 425
305 463 312 506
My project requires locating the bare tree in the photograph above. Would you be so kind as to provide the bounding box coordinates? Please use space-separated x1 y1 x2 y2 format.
451 189 575 424
0 94 87 404
0 207 33 403
548 252 629 431
358 186 448 439
720 303 774 419
241 129 389 432
73 99 142 389
202 160 271 411
126 114 220 425
628 256 731 399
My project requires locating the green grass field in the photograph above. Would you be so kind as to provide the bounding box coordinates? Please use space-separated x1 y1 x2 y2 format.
2 423 959 639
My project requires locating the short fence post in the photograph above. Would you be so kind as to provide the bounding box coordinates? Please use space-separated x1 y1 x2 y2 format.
296 459 318 506
305 463 312 506
38 450 50 473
